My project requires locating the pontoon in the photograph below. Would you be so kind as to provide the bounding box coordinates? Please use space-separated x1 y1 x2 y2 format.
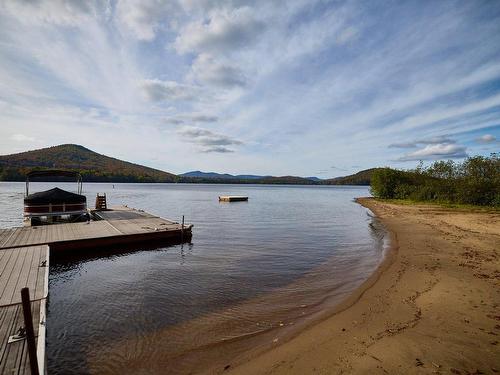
24 170 88 226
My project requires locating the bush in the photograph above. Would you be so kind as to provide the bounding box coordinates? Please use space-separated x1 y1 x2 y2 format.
371 168 412 199
370 153 499 207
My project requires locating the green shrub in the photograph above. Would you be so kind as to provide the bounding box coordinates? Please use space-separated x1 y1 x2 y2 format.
370 153 499 207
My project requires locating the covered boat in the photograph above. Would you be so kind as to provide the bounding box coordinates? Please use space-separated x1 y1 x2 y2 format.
24 170 88 225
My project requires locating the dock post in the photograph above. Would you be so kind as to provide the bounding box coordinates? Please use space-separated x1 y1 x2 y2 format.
181 215 185 242
21 287 39 375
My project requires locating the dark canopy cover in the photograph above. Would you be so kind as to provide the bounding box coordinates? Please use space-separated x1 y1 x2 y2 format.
24 187 86 205
26 170 81 179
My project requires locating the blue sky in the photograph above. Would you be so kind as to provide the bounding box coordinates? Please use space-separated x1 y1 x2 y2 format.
0 0 499 177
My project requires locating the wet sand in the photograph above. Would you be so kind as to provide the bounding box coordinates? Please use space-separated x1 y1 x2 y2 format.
231 198 500 374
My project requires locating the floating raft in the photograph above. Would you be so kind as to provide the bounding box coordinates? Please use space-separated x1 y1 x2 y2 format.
218 196 249 202
0 206 192 374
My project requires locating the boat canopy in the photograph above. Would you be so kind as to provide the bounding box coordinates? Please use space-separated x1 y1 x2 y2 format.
24 187 86 205
26 170 82 179
25 170 83 196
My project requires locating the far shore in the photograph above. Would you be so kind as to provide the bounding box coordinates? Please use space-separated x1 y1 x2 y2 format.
230 197 500 374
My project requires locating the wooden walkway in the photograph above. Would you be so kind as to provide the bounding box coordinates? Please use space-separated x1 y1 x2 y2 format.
0 206 192 251
0 206 192 374
0 245 49 375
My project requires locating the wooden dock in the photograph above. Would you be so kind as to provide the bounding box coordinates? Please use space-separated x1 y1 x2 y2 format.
0 206 192 373
0 206 192 251
0 245 48 375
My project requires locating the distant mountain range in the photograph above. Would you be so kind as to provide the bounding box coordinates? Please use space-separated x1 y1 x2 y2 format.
0 144 377 185
180 171 268 180
180 171 323 182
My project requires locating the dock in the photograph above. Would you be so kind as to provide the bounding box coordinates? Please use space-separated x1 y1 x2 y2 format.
218 196 249 202
0 206 192 374
0 245 48 375
0 206 192 251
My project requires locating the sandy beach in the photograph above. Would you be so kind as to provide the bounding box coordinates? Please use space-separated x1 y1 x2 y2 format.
231 198 500 374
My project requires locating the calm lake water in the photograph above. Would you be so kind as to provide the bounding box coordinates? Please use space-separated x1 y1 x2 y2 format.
0 182 386 374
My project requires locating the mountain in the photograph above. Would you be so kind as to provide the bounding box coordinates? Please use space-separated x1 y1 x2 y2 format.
0 144 176 182
178 173 314 184
0 144 376 185
181 171 323 181
180 171 265 179
322 168 381 185
256 176 316 184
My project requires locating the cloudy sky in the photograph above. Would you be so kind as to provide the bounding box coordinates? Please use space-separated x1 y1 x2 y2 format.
0 0 499 177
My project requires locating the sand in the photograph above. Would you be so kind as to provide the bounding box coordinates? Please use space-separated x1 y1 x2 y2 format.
230 198 500 374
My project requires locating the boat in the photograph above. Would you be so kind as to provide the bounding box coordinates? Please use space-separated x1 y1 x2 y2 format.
23 170 89 226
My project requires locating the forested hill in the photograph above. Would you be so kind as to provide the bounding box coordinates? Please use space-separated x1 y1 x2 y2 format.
322 168 381 185
0 144 377 185
0 144 177 182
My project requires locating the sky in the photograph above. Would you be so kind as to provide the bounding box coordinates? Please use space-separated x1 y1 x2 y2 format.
0 0 499 178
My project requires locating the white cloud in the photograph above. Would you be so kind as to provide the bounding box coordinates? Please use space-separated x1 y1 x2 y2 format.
475 134 497 144
190 114 218 122
389 135 456 148
115 0 180 40
177 125 243 153
10 133 36 142
388 142 418 149
0 0 98 25
384 94 500 134
164 113 218 125
190 54 246 87
398 143 467 161
202 146 235 153
173 6 265 54
140 79 201 102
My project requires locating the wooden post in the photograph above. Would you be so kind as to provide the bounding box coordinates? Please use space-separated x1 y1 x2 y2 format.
21 288 39 375
181 215 185 242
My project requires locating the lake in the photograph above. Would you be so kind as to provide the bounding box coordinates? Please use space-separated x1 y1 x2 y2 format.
0 182 387 374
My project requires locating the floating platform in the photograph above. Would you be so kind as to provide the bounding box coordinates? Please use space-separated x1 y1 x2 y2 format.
218 196 249 202
0 206 192 374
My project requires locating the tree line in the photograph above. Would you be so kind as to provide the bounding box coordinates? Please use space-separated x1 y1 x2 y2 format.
370 153 500 206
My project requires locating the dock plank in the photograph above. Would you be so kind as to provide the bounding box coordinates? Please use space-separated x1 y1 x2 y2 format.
0 246 48 306
0 248 15 279
25 247 42 301
0 247 27 306
11 247 35 305
0 229 11 247
34 248 48 301
0 301 42 375
0 248 22 305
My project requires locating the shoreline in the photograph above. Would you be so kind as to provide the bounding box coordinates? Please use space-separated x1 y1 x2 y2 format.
230 197 500 374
